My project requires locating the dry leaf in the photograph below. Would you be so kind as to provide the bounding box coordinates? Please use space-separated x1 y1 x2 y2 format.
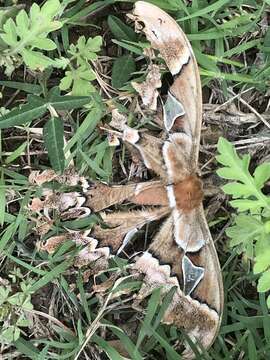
40 231 93 253
29 169 57 185
35 218 54 236
29 167 87 187
110 109 127 131
107 133 120 147
132 64 161 110
29 198 44 212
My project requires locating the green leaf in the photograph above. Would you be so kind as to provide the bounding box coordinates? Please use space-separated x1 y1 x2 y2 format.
92 335 124 360
59 72 73 90
216 137 270 212
112 39 144 55
68 35 102 66
29 258 73 293
254 247 270 274
0 170 5 227
258 270 270 292
5 141 27 164
141 322 182 360
43 117 65 173
2 18 17 46
254 163 270 189
2 326 20 342
144 0 179 11
49 94 91 110
110 327 143 360
112 55 136 89
0 81 42 94
0 102 47 129
15 10 29 37
108 15 137 41
21 49 54 70
60 66 96 96
84 36 103 53
229 199 263 212
31 38 57 51
226 215 263 247
65 105 103 151
0 1 62 73
222 182 254 198
41 0 61 18
178 0 230 21
136 288 161 349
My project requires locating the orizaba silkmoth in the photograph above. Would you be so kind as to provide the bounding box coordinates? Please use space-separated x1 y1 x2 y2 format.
31 1 223 358
88 2 223 357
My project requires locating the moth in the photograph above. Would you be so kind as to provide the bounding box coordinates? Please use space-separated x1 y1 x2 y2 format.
83 2 224 357
34 2 223 358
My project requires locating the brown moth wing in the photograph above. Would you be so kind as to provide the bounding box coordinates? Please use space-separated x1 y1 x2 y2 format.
132 2 191 76
149 216 184 281
86 182 138 212
172 209 205 253
130 2 223 357
130 181 168 206
162 134 193 184
132 1 202 172
92 207 170 253
169 205 223 310
133 251 220 360
140 212 223 356
148 210 223 312
123 130 168 180
189 206 223 313
86 180 168 212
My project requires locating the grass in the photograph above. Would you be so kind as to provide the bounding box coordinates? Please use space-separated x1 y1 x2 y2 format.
0 0 270 359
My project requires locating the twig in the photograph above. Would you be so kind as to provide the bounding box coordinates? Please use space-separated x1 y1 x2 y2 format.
229 89 270 129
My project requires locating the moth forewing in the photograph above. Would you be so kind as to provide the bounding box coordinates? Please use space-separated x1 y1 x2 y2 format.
86 180 168 212
132 1 202 164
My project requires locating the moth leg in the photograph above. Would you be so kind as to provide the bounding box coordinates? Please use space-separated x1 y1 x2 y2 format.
92 206 170 253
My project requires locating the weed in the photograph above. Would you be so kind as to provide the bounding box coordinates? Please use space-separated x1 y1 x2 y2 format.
217 138 270 306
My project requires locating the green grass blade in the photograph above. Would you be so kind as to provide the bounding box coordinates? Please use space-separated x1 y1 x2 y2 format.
0 80 42 94
43 117 65 173
92 334 124 360
0 102 47 129
0 169 5 226
29 258 73 293
178 0 230 21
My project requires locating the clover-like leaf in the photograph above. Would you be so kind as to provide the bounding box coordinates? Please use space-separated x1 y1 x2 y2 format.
0 0 62 72
60 66 96 96
258 269 270 292
216 137 270 212
217 137 270 307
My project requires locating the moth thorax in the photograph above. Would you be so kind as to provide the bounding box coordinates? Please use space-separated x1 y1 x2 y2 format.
173 175 203 212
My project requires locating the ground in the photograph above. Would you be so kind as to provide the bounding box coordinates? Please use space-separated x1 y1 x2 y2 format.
0 0 270 359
